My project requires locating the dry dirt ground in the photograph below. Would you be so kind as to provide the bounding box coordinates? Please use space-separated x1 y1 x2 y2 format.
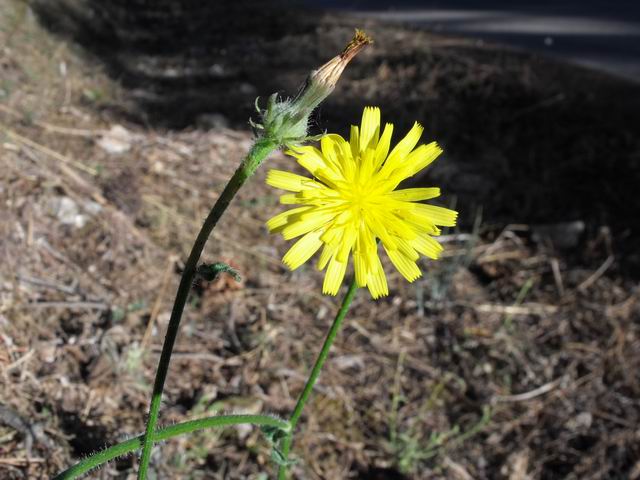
1 1 640 479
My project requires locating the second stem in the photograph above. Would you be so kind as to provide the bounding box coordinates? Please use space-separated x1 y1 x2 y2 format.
277 279 359 479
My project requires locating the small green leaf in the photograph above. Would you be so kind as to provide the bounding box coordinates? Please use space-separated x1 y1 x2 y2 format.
196 262 241 282
270 447 296 467
261 424 287 444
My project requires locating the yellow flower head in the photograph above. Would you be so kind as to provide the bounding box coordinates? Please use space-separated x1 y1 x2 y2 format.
266 107 458 299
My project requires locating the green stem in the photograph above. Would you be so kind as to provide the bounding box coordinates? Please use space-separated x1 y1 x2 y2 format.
277 279 358 479
54 414 289 480
137 138 278 479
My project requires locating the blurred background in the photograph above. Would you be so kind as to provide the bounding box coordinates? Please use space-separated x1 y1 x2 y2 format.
1 1 639 478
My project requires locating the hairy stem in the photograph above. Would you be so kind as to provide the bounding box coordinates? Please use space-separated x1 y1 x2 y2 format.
54 414 289 480
137 138 278 479
277 279 358 479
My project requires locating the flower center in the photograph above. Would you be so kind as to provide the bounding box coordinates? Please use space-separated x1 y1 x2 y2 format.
342 184 375 217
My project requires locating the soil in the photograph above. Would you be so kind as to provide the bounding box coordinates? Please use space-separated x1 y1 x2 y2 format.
1 1 639 479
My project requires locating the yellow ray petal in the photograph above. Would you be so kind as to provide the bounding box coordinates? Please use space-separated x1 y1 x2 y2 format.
379 121 424 177
385 247 422 282
266 206 313 233
399 209 440 235
336 223 357 263
282 230 324 270
289 145 342 183
373 122 394 169
317 243 336 270
374 209 418 240
319 210 353 246
366 252 388 299
320 224 343 246
411 234 444 259
365 210 398 250
396 237 420 261
322 254 347 295
354 221 377 288
350 125 360 159
280 189 338 206
313 168 343 189
286 145 324 172
266 169 317 192
359 106 381 153
281 208 338 240
388 187 440 202
321 135 343 173
359 222 377 254
353 250 368 288
280 193 304 205
299 187 338 200
388 142 442 183
357 147 376 185
414 204 458 227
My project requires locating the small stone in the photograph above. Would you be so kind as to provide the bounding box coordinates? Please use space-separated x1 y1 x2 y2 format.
565 411 593 430
50 196 86 228
97 125 134 154
49 196 101 228
196 113 229 130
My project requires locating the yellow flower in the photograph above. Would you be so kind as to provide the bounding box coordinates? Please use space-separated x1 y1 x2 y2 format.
266 107 458 299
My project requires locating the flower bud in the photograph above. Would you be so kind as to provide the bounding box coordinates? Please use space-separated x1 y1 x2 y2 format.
257 29 372 146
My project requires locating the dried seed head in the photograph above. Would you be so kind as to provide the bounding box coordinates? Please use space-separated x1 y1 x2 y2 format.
308 29 373 94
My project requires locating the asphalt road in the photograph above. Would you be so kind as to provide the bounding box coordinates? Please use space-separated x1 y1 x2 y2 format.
307 1 640 82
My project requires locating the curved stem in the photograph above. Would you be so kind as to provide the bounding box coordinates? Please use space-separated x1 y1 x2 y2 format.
54 414 289 480
277 279 358 479
137 138 278 479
